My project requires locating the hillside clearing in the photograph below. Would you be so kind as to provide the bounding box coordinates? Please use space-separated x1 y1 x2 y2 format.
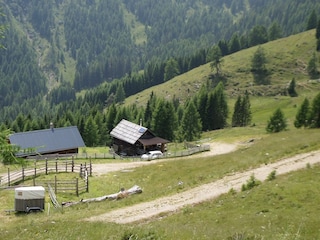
86 144 320 224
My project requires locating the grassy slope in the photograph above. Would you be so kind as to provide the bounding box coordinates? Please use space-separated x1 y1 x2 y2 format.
1 30 320 239
125 30 319 106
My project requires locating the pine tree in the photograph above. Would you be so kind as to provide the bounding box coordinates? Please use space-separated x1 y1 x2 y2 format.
0 129 18 165
266 108 287 133
294 98 310 128
309 93 320 128
208 46 223 76
197 87 209 131
306 10 318 30
287 78 298 97
115 84 126 103
164 58 180 81
207 82 228 130
232 96 242 127
178 101 202 142
316 20 320 39
307 52 319 79
268 21 282 41
151 99 177 141
232 93 251 127
83 115 99 147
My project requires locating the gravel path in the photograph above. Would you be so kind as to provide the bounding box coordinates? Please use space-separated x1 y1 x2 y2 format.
86 143 320 224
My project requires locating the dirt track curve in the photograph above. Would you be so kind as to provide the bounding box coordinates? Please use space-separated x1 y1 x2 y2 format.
86 143 320 224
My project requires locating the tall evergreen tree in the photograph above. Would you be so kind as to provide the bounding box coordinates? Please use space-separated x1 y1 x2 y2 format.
307 52 319 79
164 58 180 81
178 100 202 142
115 84 126 103
83 115 99 147
316 20 320 39
197 87 209 131
268 21 282 41
294 98 310 128
251 46 269 84
207 46 223 76
151 99 177 141
309 92 320 128
232 93 251 127
306 10 318 30
229 33 241 54
287 78 298 97
232 96 242 127
249 25 268 46
207 82 228 130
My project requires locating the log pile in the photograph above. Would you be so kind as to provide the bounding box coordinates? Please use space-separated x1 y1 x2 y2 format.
62 185 142 207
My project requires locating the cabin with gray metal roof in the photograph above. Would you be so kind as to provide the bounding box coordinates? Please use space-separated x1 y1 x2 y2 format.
110 119 169 156
8 125 85 158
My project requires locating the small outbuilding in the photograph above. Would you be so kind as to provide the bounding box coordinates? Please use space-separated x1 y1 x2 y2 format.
15 186 45 212
8 125 85 158
110 119 170 156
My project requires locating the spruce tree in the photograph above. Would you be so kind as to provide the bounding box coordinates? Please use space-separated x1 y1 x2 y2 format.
232 96 242 127
306 10 318 30
178 101 202 142
309 92 320 128
307 52 319 79
151 99 177 141
232 93 251 127
287 78 298 97
266 108 287 133
294 98 310 128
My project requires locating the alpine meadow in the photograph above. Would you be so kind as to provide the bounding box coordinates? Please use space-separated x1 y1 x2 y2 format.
1 1 320 239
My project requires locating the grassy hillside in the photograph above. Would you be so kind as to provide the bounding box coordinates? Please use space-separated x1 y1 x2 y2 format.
0 128 320 239
125 30 319 107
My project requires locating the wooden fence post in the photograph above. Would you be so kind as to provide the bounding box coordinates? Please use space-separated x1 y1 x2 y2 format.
86 171 89 193
45 158 48 175
22 167 24 182
89 158 92 176
76 178 79 196
80 164 82 177
54 175 57 194
55 159 58 173
65 160 67 172
34 161 37 178
7 168 10 186
72 156 74 172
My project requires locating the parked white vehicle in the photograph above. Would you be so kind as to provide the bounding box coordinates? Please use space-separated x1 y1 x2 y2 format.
141 150 163 161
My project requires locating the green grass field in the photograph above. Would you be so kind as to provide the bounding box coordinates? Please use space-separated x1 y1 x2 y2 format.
1 30 320 239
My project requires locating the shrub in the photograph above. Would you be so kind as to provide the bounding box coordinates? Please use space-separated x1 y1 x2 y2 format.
242 174 260 191
267 170 276 181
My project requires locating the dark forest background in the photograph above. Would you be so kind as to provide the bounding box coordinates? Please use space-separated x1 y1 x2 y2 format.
0 0 320 146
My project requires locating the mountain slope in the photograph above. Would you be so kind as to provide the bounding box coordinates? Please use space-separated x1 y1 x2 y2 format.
124 30 319 107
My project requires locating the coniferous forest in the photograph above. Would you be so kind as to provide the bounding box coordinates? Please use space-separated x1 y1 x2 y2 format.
0 0 320 146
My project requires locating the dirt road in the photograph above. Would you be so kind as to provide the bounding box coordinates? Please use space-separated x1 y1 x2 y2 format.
86 143 320 224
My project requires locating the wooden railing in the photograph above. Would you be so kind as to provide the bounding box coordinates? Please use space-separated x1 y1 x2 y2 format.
0 158 92 190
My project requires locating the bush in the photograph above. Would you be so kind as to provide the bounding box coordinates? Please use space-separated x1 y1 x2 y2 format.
242 174 260 191
267 170 276 181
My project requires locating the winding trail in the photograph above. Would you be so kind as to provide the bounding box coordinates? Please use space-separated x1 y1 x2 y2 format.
85 144 320 224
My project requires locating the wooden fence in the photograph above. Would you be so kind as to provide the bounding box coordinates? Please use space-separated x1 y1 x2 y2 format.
0 158 91 196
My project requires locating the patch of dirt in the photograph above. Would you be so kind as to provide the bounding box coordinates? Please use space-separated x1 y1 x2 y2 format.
86 143 320 224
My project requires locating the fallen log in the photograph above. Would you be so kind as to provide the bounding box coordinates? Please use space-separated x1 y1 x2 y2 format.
62 185 142 207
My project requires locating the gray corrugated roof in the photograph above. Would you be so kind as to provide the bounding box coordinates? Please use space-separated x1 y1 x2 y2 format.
110 119 148 144
9 126 85 156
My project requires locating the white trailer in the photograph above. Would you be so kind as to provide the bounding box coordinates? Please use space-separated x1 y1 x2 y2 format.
15 186 45 213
